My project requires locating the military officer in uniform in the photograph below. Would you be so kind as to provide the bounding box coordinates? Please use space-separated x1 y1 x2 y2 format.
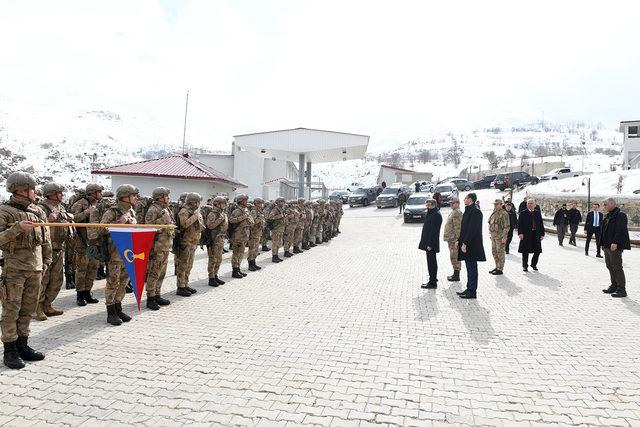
144 187 174 310
35 182 74 320
229 194 254 278
442 197 462 282
176 192 203 296
205 196 228 286
247 198 265 271
488 199 510 275
0 172 51 369
283 201 298 257
267 197 286 263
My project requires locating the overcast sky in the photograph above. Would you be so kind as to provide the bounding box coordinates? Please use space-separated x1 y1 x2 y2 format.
1 0 639 151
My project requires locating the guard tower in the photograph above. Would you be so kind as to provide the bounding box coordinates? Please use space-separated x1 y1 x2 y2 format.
233 128 370 198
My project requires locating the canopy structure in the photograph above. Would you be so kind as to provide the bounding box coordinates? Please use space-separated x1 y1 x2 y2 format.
233 127 370 198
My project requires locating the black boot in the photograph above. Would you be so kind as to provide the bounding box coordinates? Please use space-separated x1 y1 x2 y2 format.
272 255 282 263
316 238 322 244
115 303 131 322
16 336 44 361
309 241 316 247
208 277 219 287
84 290 99 304
262 245 269 252
96 265 106 280
284 251 292 258
301 243 309 250
232 268 244 279
125 281 133 294
65 273 75 290
215 276 226 285
603 284 617 294
447 270 460 282
248 260 257 272
176 287 191 297
239 269 247 277
106 305 122 326
76 291 87 306
186 286 197 294
3 341 25 369
146 297 160 310
253 261 262 270
612 285 627 298
155 295 171 306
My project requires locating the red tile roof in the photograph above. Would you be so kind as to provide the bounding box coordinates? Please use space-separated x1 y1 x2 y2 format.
380 164 419 173
92 155 247 188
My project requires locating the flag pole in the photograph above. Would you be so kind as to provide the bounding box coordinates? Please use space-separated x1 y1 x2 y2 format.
10 223 176 229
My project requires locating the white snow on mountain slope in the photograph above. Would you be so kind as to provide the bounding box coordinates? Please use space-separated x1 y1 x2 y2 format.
523 169 640 199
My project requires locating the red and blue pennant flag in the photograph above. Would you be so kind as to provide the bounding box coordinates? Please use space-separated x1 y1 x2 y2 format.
108 228 157 310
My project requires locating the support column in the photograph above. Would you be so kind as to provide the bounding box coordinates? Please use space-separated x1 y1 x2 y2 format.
306 161 312 199
298 153 305 199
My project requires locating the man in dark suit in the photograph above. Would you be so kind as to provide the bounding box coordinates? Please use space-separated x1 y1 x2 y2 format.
552 204 569 246
419 199 442 289
601 198 631 298
567 202 582 246
584 203 603 257
456 193 485 299
518 198 545 271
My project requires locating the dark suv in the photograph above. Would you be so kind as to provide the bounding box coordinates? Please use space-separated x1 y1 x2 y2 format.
348 187 377 207
473 174 497 190
493 171 539 190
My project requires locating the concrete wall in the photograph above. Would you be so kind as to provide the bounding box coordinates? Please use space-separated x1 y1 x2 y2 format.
377 168 397 185
524 191 640 227
196 154 234 176
110 176 237 200
232 144 265 198
465 161 566 182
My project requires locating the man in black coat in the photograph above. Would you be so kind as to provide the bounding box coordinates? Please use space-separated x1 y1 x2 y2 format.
584 202 604 258
419 199 442 289
518 198 545 272
456 193 485 299
552 204 569 246
601 198 631 298
567 202 582 246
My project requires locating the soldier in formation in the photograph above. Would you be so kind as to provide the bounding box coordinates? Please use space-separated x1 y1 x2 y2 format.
488 199 510 275
247 198 265 271
175 192 203 297
0 172 50 369
267 197 286 262
228 194 254 278
442 197 462 282
205 196 228 286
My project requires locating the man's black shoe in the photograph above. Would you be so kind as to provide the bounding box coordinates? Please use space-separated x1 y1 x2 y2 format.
176 287 191 297
523 267 528 272
489 269 497 274
596 254 603 258
603 285 617 294
3 341 25 370
155 296 171 306
493 270 503 275
456 290 468 296
459 293 477 299
422 282 437 289
611 292 628 298
146 297 160 311
532 266 538 271
208 278 219 287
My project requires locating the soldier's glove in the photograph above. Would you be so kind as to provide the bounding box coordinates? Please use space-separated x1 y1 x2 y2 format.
86 244 108 262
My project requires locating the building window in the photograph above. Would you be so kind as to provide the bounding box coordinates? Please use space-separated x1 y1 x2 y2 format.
629 125 639 138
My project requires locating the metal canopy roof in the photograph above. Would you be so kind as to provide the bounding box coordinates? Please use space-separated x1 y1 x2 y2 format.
233 127 369 163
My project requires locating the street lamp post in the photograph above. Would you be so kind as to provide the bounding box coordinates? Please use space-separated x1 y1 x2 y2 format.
582 177 591 208
84 152 106 183
581 134 586 174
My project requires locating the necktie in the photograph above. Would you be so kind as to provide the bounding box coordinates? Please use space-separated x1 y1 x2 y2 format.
531 210 536 230
594 213 599 227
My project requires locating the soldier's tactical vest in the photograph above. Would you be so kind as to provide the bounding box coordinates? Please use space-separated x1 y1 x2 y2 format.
0 202 47 254
39 202 73 250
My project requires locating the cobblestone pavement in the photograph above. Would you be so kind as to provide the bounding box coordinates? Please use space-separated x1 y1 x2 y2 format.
1 190 639 426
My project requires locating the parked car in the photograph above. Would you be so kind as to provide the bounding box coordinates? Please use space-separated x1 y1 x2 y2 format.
493 171 539 190
438 176 465 184
376 186 410 208
446 178 474 191
539 167 582 181
329 190 350 204
419 182 435 192
347 182 364 192
403 194 430 223
348 187 377 207
433 183 458 206
473 174 497 190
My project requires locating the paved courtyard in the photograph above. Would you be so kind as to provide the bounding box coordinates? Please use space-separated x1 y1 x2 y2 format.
1 189 640 426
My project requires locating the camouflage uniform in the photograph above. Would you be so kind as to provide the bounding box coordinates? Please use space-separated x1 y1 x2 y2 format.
70 184 103 305
229 197 253 276
294 200 305 252
0 172 51 369
267 200 286 261
205 200 228 285
443 206 463 275
261 202 272 250
488 204 510 271
176 195 204 293
283 203 299 255
99 202 136 304
144 194 174 304
315 201 325 243
247 200 265 267
303 202 314 248
36 189 74 319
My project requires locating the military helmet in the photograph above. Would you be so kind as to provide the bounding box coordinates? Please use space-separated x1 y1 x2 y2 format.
235 194 248 203
213 195 226 205
179 192 188 202
317 199 326 204
85 183 104 194
116 184 139 199
275 197 285 203
152 186 170 199
42 182 65 197
297 198 305 203
252 197 264 204
102 190 114 198
185 192 202 204
6 171 37 193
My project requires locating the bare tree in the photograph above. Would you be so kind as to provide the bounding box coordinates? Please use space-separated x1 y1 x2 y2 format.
445 136 463 167
483 151 502 169
504 149 516 167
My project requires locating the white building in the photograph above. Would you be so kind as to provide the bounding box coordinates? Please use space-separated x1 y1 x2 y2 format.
377 164 433 186
92 155 247 199
620 120 640 169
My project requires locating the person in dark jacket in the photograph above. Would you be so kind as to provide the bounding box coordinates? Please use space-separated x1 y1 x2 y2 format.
456 193 485 299
504 201 518 254
600 198 631 298
552 204 569 246
584 203 604 257
418 199 442 289
398 192 407 214
567 202 582 246
415 182 421 193
518 198 545 271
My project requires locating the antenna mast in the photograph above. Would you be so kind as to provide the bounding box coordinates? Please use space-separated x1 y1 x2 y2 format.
182 91 190 155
